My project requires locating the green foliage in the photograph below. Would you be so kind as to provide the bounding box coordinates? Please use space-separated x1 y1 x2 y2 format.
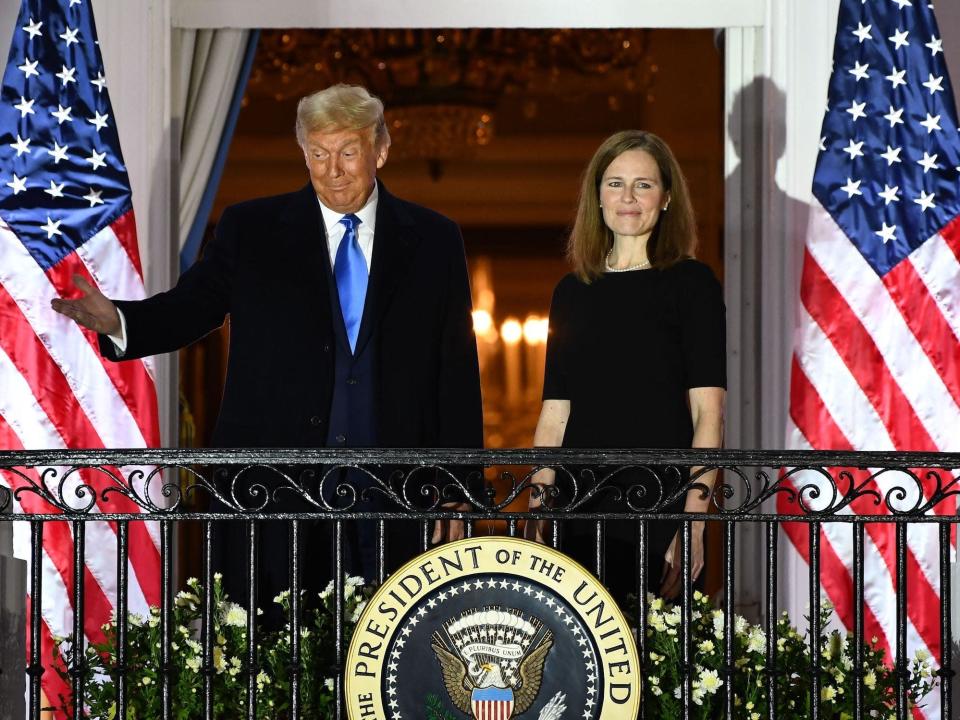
52 574 373 719
424 692 458 720
639 591 936 720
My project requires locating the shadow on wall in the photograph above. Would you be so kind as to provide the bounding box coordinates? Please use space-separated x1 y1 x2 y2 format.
725 74 812 453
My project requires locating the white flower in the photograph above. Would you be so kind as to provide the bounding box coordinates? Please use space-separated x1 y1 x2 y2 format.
734 615 748 634
673 686 681 699
325 677 335 692
649 614 667 633
650 686 662 696
863 670 876 689
350 600 367 623
746 627 766 654
221 602 247 628
186 656 201 672
273 590 290 605
699 668 723 694
175 591 199 609
712 612 724 639
320 581 334 601
141 676 152 686
256 671 271 690
346 575 365 587
698 640 715 654
213 647 226 673
128 613 144 628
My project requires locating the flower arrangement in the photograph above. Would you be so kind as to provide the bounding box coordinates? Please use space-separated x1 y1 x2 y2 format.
642 591 936 719
52 574 372 719
51 578 935 719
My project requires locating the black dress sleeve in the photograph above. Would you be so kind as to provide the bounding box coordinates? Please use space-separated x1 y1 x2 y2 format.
542 277 572 400
677 261 727 389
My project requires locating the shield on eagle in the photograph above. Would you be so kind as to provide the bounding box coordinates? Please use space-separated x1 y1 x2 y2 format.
471 686 514 720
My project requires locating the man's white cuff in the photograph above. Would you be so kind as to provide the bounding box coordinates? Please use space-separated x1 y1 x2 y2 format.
108 308 128 356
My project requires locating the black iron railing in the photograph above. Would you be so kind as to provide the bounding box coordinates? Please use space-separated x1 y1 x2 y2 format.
0 448 958 720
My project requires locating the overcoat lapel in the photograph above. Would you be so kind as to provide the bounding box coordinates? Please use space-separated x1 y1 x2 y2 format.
278 184 344 348
353 181 420 355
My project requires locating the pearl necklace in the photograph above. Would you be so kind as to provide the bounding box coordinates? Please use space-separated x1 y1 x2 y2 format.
604 250 651 272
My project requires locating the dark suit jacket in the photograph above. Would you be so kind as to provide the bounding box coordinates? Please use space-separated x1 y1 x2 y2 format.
101 180 483 453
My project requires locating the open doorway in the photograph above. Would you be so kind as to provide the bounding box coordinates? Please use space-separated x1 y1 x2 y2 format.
182 27 724 448
178 26 726 589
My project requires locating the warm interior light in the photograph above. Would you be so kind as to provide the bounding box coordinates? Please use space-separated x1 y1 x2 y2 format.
523 315 549 345
472 309 493 335
501 318 523 345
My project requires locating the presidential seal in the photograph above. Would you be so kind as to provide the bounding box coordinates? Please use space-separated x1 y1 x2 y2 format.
346 537 639 720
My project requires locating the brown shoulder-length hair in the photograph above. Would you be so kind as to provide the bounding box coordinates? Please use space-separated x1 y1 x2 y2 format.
567 130 697 282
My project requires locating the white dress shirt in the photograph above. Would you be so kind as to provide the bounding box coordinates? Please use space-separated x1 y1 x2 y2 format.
319 184 378 272
109 185 380 354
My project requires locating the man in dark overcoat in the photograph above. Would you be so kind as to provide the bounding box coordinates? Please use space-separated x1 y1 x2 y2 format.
52 84 484 617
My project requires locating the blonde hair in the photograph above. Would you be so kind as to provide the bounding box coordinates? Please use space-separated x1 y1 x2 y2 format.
295 84 390 149
567 130 696 282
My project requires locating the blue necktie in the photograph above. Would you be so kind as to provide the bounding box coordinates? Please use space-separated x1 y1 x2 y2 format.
333 213 367 352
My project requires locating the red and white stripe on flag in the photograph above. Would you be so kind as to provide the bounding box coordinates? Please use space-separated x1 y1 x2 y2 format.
780 3 960 718
471 699 515 720
0 0 162 714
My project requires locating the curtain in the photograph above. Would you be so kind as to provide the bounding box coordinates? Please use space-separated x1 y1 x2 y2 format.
173 29 259 271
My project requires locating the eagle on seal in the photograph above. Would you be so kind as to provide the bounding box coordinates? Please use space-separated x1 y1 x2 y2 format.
431 630 554 718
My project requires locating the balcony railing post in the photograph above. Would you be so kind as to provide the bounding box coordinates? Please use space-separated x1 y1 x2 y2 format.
895 522 908 720
681 519 692 720
723 520 736 718
201 520 215 720
289 519 302 720
809 521 822 720
71 520 85 720
27 520 43 720
940 522 953 720
765 519 778 720
635 519 648 720
245 520 259 720
594 518 605 582
115 520 129 720
160 519 173 720
853 521 865 720
334 520 345 720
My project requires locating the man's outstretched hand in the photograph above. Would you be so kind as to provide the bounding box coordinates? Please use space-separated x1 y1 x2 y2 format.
50 275 121 336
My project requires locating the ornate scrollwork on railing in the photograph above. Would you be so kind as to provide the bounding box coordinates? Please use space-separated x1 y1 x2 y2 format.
0 451 958 520
0 481 10 514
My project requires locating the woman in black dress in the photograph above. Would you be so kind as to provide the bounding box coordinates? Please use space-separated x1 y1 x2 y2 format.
525 130 726 602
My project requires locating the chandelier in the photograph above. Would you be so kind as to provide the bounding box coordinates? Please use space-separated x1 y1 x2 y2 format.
247 29 655 165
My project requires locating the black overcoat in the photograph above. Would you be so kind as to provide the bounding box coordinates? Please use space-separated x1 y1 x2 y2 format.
102 180 482 450
99 181 483 610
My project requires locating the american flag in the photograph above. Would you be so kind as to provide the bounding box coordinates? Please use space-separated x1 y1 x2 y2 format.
0 0 160 713
780 1 960 717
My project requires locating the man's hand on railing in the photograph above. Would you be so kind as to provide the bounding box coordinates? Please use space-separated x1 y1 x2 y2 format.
659 520 706 600
430 501 470 545
50 274 122 335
